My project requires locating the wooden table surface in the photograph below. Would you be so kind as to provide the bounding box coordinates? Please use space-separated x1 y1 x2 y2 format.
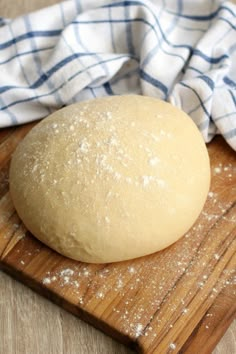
0 1 235 353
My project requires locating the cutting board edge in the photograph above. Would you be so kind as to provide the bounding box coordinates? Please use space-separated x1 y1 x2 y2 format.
178 282 236 354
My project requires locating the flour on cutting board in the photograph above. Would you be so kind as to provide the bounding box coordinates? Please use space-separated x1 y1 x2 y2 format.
15 161 234 346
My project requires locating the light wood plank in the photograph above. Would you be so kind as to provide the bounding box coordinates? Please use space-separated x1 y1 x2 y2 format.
0 271 133 354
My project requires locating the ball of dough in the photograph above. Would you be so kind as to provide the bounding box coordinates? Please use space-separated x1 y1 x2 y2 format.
10 95 210 263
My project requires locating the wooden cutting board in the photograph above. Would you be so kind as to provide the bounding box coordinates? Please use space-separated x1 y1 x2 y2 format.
0 123 235 354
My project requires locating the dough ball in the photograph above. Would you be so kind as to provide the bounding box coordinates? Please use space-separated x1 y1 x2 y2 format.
9 95 210 263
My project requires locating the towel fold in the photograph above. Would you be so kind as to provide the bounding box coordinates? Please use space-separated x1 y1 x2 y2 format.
0 0 235 149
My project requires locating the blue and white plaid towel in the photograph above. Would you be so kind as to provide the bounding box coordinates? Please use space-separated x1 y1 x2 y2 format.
0 0 236 150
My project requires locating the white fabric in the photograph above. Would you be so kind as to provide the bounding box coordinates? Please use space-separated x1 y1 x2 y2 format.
0 0 235 149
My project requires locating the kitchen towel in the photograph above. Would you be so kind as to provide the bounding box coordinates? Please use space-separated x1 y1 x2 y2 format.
0 0 235 149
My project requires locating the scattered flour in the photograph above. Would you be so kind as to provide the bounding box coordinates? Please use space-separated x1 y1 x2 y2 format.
42 277 51 285
214 167 222 174
133 323 144 338
169 343 176 350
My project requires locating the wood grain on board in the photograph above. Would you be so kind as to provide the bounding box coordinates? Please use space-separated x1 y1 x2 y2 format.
0 122 235 354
